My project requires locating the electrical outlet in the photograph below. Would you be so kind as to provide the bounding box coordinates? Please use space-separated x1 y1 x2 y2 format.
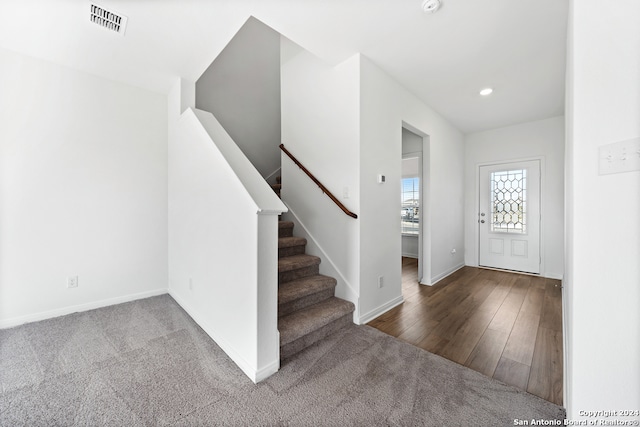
377 276 384 289
67 276 78 289
451 248 456 255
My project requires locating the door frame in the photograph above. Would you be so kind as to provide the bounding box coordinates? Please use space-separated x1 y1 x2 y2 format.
401 121 430 286
473 156 546 276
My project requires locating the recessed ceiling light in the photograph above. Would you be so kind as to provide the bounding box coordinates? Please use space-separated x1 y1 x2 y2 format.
421 0 441 13
479 88 493 96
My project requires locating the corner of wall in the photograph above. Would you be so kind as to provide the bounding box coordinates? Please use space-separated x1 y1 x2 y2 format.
168 78 196 124
180 79 196 114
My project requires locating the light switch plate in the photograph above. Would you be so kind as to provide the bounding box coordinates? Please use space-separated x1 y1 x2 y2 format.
598 137 640 175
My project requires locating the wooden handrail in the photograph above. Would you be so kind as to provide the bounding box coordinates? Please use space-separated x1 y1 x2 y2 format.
279 144 357 219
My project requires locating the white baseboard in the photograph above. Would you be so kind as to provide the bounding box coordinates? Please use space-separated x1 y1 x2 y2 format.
170 290 276 384
430 263 465 286
358 295 404 325
0 288 168 330
255 359 280 383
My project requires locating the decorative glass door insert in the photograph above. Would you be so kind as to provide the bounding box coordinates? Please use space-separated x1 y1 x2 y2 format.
490 169 527 234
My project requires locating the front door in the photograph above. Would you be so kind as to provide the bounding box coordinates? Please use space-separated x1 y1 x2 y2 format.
478 160 540 274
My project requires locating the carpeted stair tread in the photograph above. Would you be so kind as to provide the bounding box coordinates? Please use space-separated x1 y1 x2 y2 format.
279 275 337 305
279 297 355 346
278 275 337 317
278 254 320 273
278 236 308 258
278 236 307 248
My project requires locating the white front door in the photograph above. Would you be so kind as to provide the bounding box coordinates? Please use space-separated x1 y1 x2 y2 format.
478 160 540 274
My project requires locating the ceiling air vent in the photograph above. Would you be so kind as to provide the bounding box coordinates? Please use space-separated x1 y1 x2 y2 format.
90 4 127 35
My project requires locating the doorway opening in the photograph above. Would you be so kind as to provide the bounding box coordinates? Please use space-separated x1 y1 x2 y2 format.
401 125 429 291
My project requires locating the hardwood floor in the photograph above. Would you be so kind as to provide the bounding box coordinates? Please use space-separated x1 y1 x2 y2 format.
368 257 563 406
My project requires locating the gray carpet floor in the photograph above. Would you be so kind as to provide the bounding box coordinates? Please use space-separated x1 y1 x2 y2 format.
0 294 565 426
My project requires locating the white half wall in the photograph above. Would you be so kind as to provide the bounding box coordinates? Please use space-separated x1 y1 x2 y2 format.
464 116 565 279
359 55 465 320
565 0 640 419
168 79 285 383
0 48 168 328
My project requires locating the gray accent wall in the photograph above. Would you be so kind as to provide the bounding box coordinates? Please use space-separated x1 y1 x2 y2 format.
196 17 281 180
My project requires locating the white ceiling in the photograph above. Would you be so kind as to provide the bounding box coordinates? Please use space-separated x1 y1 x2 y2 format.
0 0 568 133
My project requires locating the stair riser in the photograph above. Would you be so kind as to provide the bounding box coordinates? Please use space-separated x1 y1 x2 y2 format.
280 313 353 360
279 228 294 238
278 245 306 258
279 265 319 284
279 288 336 318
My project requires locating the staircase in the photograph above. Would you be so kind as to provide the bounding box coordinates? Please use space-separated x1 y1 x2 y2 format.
272 178 355 360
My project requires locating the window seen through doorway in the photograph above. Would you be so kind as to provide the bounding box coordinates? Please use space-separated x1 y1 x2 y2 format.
401 177 419 234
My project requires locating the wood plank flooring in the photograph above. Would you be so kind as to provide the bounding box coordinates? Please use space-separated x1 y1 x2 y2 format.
368 257 563 406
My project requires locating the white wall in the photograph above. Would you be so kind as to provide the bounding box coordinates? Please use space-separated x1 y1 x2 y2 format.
464 116 565 279
359 55 465 321
401 235 419 259
196 17 282 181
168 80 285 383
0 48 168 327
565 0 640 419
281 49 464 324
280 42 361 314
